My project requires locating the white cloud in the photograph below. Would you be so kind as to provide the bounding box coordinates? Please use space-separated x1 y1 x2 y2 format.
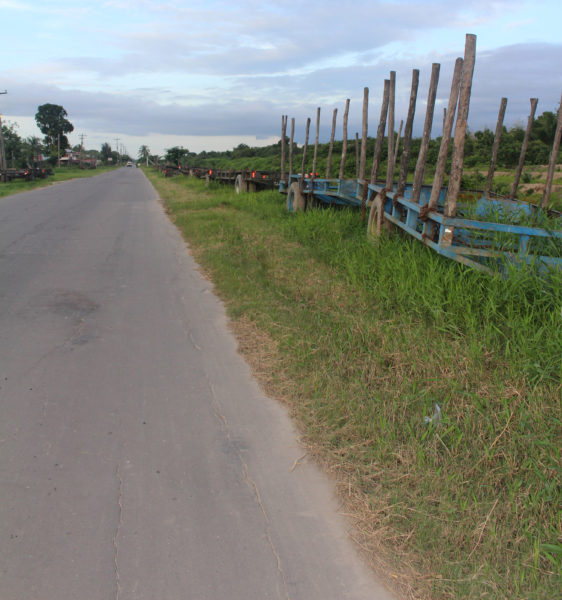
1 1 560 154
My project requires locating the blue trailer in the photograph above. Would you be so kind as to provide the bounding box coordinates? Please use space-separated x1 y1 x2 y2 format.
280 175 561 275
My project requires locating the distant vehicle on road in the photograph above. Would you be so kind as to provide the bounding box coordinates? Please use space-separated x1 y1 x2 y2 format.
126 161 133 167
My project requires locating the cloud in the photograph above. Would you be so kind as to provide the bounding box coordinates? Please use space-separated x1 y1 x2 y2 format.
3 39 560 149
2 0 559 155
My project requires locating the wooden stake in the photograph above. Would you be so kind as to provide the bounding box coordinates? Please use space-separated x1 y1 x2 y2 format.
411 63 440 203
485 97 508 198
300 118 311 192
542 93 562 209
339 99 350 179
370 79 390 184
289 117 295 176
326 108 337 178
428 57 463 210
510 98 538 198
281 115 287 182
355 133 360 178
312 107 320 178
360 87 369 181
394 119 403 165
396 69 419 197
445 34 477 218
385 72 396 190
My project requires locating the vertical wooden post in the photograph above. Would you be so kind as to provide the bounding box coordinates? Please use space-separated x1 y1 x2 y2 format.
312 107 320 178
289 118 295 177
443 108 447 132
370 79 390 184
411 63 440 203
326 108 337 178
280 115 287 183
359 87 369 181
485 97 508 198
510 98 538 198
394 119 403 165
428 57 463 210
355 133 360 178
299 118 311 193
542 93 562 209
338 99 350 179
396 69 419 197
396 69 420 196
444 34 477 219
385 72 396 190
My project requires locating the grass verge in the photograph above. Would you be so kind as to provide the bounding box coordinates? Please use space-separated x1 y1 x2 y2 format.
0 165 119 199
145 169 561 600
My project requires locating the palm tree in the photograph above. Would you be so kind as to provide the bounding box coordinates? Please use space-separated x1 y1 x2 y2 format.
138 145 150 166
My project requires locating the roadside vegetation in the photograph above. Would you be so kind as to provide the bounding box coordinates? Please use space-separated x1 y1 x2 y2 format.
0 165 120 199
144 169 560 600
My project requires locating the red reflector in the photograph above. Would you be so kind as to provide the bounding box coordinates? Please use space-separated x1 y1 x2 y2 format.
262 175 266 179
209 169 213 175
251 171 256 178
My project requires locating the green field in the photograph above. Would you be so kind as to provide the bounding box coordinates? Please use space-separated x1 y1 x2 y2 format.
145 169 561 600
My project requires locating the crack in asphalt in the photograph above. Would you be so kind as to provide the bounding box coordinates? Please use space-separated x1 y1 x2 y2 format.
207 376 291 600
113 462 124 600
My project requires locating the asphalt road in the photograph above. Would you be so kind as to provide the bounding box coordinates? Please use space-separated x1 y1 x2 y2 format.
0 168 395 600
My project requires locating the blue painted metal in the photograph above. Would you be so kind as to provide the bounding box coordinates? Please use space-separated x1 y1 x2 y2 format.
279 175 562 274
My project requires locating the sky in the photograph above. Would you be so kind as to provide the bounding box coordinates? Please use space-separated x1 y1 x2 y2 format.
1 0 561 158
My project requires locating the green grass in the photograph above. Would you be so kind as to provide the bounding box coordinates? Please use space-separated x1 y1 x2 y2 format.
0 165 119 198
146 169 561 600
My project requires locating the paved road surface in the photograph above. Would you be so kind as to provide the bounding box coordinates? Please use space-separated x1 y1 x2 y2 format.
0 168 395 599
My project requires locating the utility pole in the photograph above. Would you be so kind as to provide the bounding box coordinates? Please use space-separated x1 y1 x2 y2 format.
114 138 120 165
79 133 86 168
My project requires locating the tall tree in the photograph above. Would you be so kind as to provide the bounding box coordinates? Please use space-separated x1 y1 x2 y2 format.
100 142 112 164
532 110 558 146
34 104 74 154
164 146 190 165
138 144 150 165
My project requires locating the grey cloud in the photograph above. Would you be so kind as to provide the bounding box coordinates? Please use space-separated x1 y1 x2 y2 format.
3 38 559 146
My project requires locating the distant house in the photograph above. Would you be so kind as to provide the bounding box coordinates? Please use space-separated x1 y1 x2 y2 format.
60 150 97 168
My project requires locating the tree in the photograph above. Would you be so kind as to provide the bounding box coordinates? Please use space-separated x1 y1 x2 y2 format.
138 145 150 165
1 121 24 168
532 110 558 146
164 146 190 165
34 104 74 154
100 142 113 164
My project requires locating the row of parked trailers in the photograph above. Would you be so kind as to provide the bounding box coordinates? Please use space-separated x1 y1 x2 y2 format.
157 163 280 193
155 35 561 274
0 166 53 183
276 34 561 275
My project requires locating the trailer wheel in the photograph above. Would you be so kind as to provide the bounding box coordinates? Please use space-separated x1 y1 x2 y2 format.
287 182 306 212
234 174 247 194
367 193 385 239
